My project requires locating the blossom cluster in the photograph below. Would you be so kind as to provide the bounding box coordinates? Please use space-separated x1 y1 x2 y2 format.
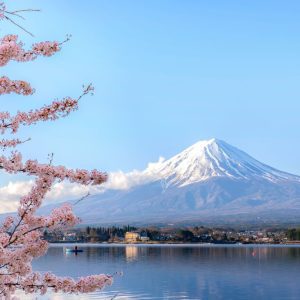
0 97 78 134
0 84 94 134
41 273 113 294
0 169 110 298
0 35 61 67
32 41 61 57
0 156 110 298
9 97 79 133
0 138 23 148
0 152 108 185
0 76 34 96
0 272 113 297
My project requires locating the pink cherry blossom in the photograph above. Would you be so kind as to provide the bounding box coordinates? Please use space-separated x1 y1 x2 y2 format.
0 138 24 148
0 34 61 67
0 76 34 96
0 1 112 298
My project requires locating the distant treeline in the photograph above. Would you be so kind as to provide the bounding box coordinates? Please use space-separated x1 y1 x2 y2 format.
44 225 300 243
85 226 219 242
286 228 300 241
85 225 137 240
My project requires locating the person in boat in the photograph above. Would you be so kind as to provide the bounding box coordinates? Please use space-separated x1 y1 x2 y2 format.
74 245 78 251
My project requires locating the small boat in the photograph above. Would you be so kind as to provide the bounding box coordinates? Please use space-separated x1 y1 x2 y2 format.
65 248 83 253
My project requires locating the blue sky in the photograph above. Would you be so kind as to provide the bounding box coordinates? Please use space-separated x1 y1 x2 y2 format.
2 0 300 176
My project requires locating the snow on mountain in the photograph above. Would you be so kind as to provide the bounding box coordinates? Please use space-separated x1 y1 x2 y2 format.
37 138 300 225
143 138 300 187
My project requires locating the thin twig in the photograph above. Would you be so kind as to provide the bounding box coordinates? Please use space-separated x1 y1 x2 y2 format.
48 153 54 166
9 9 40 14
4 11 26 20
74 192 91 205
59 35 72 46
4 15 34 37
78 84 94 101
2 8 40 36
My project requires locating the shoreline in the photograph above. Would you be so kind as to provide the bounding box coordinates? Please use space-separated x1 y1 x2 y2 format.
48 241 300 246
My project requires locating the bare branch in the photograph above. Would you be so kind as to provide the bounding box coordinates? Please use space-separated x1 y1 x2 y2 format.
48 153 54 166
4 11 26 20
1 8 40 36
8 9 40 14
74 192 91 205
4 16 34 37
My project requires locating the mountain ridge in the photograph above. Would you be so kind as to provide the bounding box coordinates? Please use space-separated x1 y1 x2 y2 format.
39 138 300 225
142 138 300 187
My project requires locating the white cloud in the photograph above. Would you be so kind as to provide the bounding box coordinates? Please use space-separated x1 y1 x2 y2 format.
103 169 153 190
0 180 96 214
0 180 34 213
101 156 165 190
0 156 166 214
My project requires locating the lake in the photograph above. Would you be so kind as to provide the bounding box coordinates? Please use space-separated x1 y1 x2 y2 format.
20 244 300 299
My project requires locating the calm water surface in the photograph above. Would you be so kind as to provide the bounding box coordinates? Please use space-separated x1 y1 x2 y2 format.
23 244 300 299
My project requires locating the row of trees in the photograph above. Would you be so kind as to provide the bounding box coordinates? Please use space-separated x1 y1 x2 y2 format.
85 226 137 241
286 228 300 241
54 226 231 243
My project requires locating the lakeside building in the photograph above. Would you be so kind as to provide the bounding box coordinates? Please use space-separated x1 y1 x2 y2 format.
140 236 150 242
125 231 150 243
63 232 77 242
125 232 141 243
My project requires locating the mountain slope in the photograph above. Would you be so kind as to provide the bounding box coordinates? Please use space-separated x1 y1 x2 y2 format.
41 139 300 225
143 138 300 186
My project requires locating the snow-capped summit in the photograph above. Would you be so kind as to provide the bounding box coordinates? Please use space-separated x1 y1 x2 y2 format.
144 138 300 186
37 138 300 225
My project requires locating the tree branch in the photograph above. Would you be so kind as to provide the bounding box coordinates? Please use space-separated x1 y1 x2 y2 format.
4 16 34 37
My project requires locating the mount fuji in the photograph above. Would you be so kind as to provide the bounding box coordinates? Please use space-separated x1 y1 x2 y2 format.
45 139 300 225
142 138 300 186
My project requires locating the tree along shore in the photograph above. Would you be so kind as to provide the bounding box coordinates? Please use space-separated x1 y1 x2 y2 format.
43 225 300 244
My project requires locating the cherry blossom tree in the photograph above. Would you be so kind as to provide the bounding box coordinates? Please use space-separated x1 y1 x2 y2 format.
0 2 113 299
